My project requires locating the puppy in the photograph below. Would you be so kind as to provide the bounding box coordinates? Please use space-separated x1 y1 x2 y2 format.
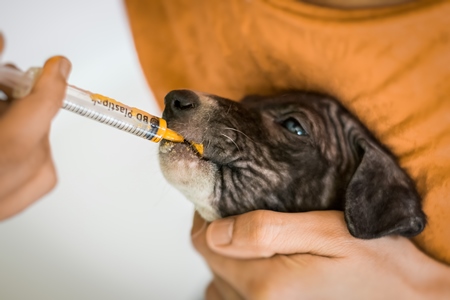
159 90 426 239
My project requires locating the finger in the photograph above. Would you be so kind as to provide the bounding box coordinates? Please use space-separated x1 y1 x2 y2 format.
0 56 71 148
192 212 259 298
206 210 357 259
0 158 57 221
0 135 50 199
193 213 290 300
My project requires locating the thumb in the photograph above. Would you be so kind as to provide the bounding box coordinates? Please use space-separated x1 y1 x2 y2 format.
206 210 355 259
2 56 71 146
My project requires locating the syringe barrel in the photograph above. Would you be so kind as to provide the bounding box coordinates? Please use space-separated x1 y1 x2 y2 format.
63 86 167 142
0 65 173 143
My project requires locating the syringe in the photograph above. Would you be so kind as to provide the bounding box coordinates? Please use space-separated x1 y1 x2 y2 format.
0 65 203 154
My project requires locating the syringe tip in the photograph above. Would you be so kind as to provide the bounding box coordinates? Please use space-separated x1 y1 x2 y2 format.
162 128 204 156
163 128 185 143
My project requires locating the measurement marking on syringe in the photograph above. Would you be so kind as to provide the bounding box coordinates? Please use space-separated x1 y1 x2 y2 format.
2 66 186 144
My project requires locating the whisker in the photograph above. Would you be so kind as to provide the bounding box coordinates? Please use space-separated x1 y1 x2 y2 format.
223 127 255 143
221 133 241 153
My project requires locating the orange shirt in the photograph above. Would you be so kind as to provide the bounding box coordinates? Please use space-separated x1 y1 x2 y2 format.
125 0 450 264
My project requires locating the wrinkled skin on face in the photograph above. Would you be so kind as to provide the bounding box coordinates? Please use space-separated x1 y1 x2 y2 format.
159 90 426 239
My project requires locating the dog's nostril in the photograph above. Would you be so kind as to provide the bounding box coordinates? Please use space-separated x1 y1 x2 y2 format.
174 99 195 110
165 90 200 113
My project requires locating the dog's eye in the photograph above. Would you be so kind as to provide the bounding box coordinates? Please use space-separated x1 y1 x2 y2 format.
281 118 306 136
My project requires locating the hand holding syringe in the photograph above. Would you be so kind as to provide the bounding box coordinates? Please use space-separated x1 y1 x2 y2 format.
0 64 203 154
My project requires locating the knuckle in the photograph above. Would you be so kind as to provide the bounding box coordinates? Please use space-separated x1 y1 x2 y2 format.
244 210 277 248
248 227 270 250
249 210 274 223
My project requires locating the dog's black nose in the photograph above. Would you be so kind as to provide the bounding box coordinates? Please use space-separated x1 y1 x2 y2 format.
164 90 200 119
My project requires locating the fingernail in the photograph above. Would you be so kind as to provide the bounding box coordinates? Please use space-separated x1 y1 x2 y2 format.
209 218 234 246
58 58 71 79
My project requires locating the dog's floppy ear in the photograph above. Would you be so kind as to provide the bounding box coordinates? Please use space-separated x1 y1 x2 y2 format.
344 137 426 239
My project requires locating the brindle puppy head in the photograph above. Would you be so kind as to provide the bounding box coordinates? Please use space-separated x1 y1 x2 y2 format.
159 90 426 239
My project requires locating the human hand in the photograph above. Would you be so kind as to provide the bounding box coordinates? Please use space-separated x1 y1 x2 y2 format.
191 210 450 300
0 34 71 220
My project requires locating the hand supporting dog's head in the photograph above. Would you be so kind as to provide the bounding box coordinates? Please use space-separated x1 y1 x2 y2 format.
159 90 426 239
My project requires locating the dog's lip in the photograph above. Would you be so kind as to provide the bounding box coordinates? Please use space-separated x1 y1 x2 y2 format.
159 140 210 162
183 139 204 157
159 139 239 168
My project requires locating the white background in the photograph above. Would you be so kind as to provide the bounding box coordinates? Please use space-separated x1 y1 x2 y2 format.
0 1 211 299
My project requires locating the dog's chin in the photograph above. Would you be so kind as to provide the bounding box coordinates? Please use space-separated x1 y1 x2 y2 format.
158 140 220 221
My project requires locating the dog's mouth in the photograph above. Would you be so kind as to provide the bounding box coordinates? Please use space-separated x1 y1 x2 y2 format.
159 139 206 161
188 141 204 157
